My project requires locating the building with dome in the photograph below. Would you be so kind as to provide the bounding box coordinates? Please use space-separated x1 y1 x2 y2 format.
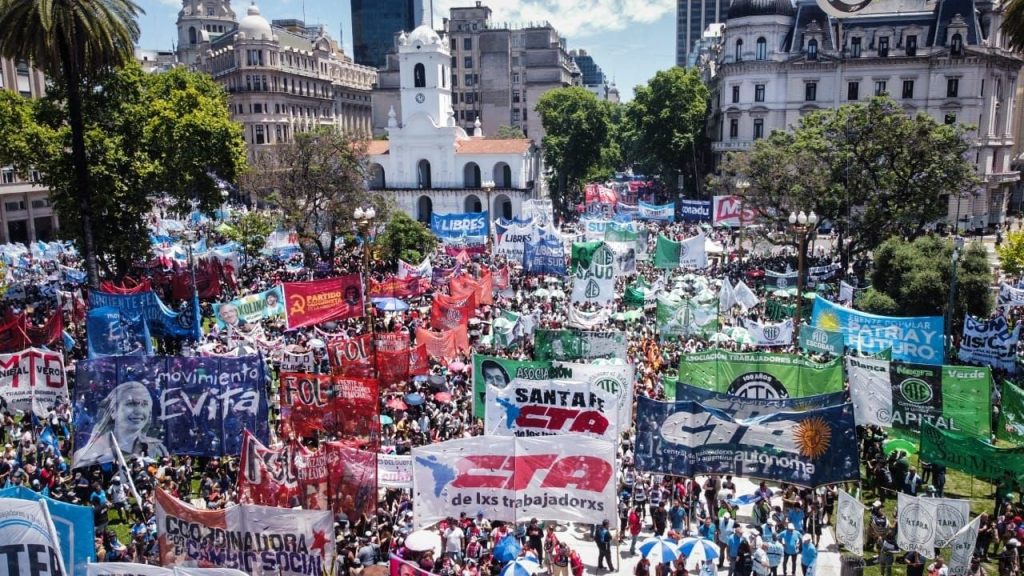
708 0 1024 230
363 17 543 224
175 0 377 165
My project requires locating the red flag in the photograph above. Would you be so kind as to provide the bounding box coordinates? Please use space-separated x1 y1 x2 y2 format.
99 278 152 294
279 372 336 438
26 311 62 347
295 443 377 523
409 343 430 376
283 275 363 329
328 335 375 378
375 333 410 391
237 430 300 508
415 325 469 359
477 268 494 305
430 292 475 330
0 314 29 353
493 267 511 291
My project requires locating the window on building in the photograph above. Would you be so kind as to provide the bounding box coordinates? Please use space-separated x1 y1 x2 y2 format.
253 103 262 113
951 33 964 56
878 36 889 57
754 83 765 102
451 56 457 68
464 57 473 69
732 85 740 103
414 63 426 88
753 118 764 140
807 39 818 60
464 38 472 50
452 74 458 87
947 77 959 97
906 35 917 56
465 93 475 104
207 6 214 15
735 38 743 61
512 56 521 67
254 125 265 144
16 60 31 96
4 200 24 211
31 198 48 209
465 74 475 86
451 37 457 50
729 119 739 139
755 37 768 60
1 168 14 184
847 81 859 100
513 90 521 103
805 82 817 101
902 79 914 98
189 26 197 44
945 113 957 125
874 80 887 96
851 37 862 57
512 109 520 122
512 72 521 84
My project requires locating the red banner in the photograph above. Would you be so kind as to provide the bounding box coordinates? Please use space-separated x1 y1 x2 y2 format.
335 376 380 448
170 259 223 300
328 335 375 378
283 275 363 329
238 430 300 508
444 243 487 257
477 268 494 305
368 276 429 298
99 278 152 294
415 325 469 360
295 442 377 523
430 292 476 330
409 343 430 376
279 373 379 449
375 333 410 391
585 183 618 205
494 266 511 291
451 272 492 307
0 312 62 353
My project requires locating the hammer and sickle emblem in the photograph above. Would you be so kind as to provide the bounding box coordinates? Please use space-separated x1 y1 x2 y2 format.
289 295 307 316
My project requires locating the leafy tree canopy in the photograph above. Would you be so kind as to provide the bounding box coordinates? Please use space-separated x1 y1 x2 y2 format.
377 211 437 265
493 124 525 139
536 87 609 217
997 230 1024 278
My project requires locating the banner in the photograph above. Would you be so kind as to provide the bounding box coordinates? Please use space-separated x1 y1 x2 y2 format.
88 564 248 576
799 325 845 356
283 276 363 329
155 489 334 576
0 348 68 417
237 431 299 508
431 212 488 239
492 220 538 262
328 335 375 378
633 396 859 486
415 325 469 360
279 373 378 446
522 199 553 227
921 422 1024 481
959 314 1020 372
368 276 430 299
712 195 755 227
604 221 638 244
571 243 615 306
214 286 285 329
471 355 565 419
948 516 981 576
744 318 794 347
566 305 610 329
581 218 610 241
294 442 377 523
411 435 616 526
485 379 620 441
398 257 431 279
639 200 676 222
653 234 706 269
811 297 944 364
584 183 617 205
430 291 476 330
89 289 199 340
846 356 991 438
491 309 534 350
678 199 711 222
656 294 718 338
86 306 151 358
672 381 847 419
552 361 636 426
523 237 567 276
0 497 66 576
534 329 628 362
765 270 799 291
897 493 936 558
676 350 845 398
377 454 412 488
73 355 269 466
451 271 492 307
0 487 92 576
836 489 864 555
998 381 1024 445
997 282 1024 311
375 333 410 390
280 350 314 374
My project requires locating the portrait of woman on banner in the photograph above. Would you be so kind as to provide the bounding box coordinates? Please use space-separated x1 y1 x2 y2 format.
73 380 168 467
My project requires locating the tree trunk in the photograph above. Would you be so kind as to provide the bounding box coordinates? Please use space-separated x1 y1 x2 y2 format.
556 170 568 226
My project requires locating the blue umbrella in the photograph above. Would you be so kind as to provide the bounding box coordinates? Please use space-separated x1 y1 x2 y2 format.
638 536 681 563
373 297 409 312
404 392 425 406
493 534 521 563
379 415 394 425
499 558 541 576
678 537 719 565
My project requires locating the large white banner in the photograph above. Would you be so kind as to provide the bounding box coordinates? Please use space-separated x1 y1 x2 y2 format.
744 319 794 347
0 498 66 576
712 195 755 227
493 222 537 262
397 257 431 279
411 435 617 527
897 493 937 558
88 564 249 576
836 489 864 555
932 497 971 546
155 489 334 576
554 361 636 425
959 314 1020 372
566 305 611 329
998 282 1024 311
377 454 412 488
679 233 708 269
485 379 620 441
947 516 981 576
571 244 615 306
0 348 68 417
846 356 893 428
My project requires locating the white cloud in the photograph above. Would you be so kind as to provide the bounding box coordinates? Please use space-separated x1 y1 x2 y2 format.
432 0 675 38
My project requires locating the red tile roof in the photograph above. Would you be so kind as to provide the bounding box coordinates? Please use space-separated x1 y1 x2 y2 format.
456 138 533 154
365 140 390 155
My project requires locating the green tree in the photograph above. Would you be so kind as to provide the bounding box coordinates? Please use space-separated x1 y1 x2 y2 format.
536 87 609 219
862 235 991 333
494 124 525 139
625 67 709 190
1003 0 1024 50
223 210 275 267
997 230 1024 278
264 127 388 265
376 211 437 265
0 0 143 287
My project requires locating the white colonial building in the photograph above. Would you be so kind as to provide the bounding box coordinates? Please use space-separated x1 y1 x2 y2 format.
709 0 1024 230
364 19 542 223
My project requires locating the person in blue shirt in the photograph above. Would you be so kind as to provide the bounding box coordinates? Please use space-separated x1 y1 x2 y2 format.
787 500 805 531
766 534 784 576
698 516 717 543
669 500 687 535
760 520 778 545
780 523 802 576
800 534 817 576
726 524 746 576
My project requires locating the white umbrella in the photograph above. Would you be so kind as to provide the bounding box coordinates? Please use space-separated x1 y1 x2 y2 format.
404 530 441 555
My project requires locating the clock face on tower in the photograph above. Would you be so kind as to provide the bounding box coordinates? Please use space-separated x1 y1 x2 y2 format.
415 92 425 103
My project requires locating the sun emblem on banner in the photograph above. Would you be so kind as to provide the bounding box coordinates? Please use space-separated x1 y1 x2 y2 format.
793 416 832 459
817 311 840 331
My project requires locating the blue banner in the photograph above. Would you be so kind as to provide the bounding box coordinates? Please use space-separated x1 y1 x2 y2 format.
523 237 567 276
639 200 676 222
86 306 152 358
89 290 201 340
679 199 712 222
0 486 94 576
431 211 489 239
634 396 859 487
672 381 848 418
72 355 269 467
811 297 944 365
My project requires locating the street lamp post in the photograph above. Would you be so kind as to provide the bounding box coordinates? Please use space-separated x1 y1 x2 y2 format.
945 236 965 343
735 179 750 264
788 209 819 345
354 206 377 338
482 180 495 248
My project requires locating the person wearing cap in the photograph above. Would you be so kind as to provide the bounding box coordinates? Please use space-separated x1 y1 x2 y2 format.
780 523 801 576
799 534 816 576
726 523 745 576
1001 538 1021 575
761 519 777 544
753 542 771 576
718 512 736 569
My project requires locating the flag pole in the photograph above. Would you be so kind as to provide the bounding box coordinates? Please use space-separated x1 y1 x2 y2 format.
110 432 143 510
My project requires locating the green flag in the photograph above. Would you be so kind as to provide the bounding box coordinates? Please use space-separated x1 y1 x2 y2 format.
653 235 681 269
471 354 567 418
571 241 603 274
999 381 1024 445
534 328 628 361
921 422 1024 483
677 350 845 397
624 277 651 308
656 294 718 338
798 325 845 356
492 309 522 349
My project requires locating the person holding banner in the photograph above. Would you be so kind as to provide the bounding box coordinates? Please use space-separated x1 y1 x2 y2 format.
73 381 168 467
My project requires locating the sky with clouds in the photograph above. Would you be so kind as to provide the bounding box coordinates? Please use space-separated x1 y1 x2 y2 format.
136 0 677 100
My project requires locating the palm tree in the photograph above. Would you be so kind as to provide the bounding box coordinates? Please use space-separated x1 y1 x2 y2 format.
1005 0 1024 51
0 0 143 287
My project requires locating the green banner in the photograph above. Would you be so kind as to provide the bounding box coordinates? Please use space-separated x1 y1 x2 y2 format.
492 309 522 349
605 222 638 244
998 381 1024 445
624 277 651 308
656 294 718 339
570 241 602 274
798 325 845 356
533 328 628 362
921 422 1024 483
676 350 844 398
662 373 679 400
896 364 991 439
653 235 680 269
471 354 568 418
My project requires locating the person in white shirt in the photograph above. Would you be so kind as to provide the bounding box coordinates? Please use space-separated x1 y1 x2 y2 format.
107 477 128 522
926 557 949 576
753 542 771 576
445 523 465 561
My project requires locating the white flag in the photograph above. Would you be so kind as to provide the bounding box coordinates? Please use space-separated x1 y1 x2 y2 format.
744 318 794 347
846 356 893 428
719 279 736 313
836 489 865 555
897 493 936 558
733 280 759 312
567 305 611 329
0 498 67 576
679 233 708 269
840 281 856 303
946 515 981 576
398 257 431 279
